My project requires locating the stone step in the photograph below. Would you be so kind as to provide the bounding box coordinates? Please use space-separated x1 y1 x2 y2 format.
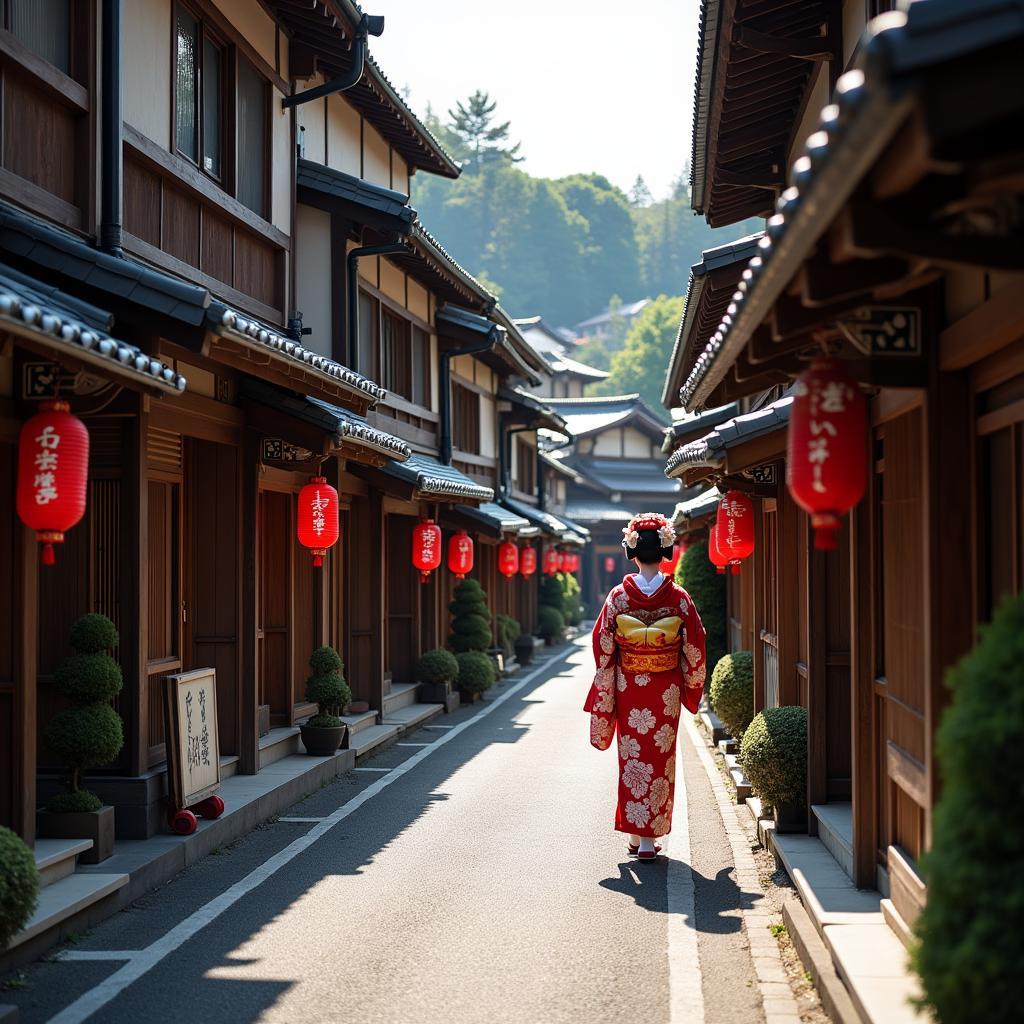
729 766 751 803
382 682 420 718
220 754 240 780
813 802 854 880
381 702 444 733
340 709 378 738
258 726 300 770
349 722 400 761
34 838 93 889
718 737 738 755
8 871 128 951
699 707 728 744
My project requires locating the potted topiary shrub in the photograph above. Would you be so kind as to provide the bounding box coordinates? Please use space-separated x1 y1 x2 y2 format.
537 604 565 645
416 647 460 711
740 705 807 832
514 619 535 667
299 646 351 756
913 593 1024 1023
448 579 492 653
40 613 124 863
709 651 755 740
676 539 727 677
455 651 495 703
0 826 39 951
495 614 519 662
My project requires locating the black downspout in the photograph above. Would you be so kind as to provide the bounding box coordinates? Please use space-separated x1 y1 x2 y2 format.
439 332 498 465
99 0 123 255
536 447 546 511
281 14 384 109
346 242 407 370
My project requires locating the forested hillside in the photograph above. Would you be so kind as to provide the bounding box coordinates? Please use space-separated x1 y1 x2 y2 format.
414 92 761 331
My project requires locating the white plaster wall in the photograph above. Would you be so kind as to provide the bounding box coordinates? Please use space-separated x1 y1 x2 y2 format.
124 0 171 145
295 204 333 358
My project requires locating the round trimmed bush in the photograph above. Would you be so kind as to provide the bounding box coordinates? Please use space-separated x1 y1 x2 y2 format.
54 653 122 704
676 539 726 674
448 580 493 653
0 826 39 950
305 645 351 727
416 648 459 685
560 572 583 626
740 706 807 810
495 614 521 653
47 790 103 813
455 651 496 694
912 593 1024 1022
69 613 118 654
709 651 754 739
537 605 565 641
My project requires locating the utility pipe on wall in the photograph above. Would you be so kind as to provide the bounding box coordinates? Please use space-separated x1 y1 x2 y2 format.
99 0 123 255
346 242 407 371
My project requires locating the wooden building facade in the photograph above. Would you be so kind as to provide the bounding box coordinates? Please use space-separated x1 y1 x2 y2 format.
0 0 575 847
665 0 1024 943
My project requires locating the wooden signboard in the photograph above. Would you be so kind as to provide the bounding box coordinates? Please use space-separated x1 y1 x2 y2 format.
164 668 221 812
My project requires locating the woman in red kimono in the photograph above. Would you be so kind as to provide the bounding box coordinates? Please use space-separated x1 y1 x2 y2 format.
585 512 706 861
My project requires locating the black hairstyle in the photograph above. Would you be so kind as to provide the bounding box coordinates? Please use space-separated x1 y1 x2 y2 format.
625 528 673 565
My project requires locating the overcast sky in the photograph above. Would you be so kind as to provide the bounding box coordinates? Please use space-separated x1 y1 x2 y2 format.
369 0 700 199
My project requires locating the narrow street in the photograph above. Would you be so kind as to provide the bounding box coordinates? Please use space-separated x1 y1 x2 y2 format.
5 639 786 1024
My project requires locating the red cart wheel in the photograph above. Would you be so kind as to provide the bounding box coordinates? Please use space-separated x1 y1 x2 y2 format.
168 808 197 835
194 795 225 820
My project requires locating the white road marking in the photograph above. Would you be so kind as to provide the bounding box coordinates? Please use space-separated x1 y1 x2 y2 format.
352 766 391 773
667 725 705 1024
56 951 140 962
394 742 430 747
278 817 324 823
47 643 581 1024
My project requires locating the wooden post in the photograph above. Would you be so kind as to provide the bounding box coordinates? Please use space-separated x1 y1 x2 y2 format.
16 513 37 844
125 400 147 777
752 510 766 713
776 487 801 707
239 426 261 775
849 418 876 889
805 519 828 831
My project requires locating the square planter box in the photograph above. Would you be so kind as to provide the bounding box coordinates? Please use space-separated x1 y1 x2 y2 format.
419 680 460 713
38 804 115 864
773 800 807 834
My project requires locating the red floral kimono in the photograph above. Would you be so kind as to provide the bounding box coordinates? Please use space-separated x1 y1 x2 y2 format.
584 574 707 837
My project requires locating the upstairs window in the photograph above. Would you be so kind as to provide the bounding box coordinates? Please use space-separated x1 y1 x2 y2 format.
452 381 480 455
7 0 70 74
381 308 411 400
516 438 536 494
174 3 267 216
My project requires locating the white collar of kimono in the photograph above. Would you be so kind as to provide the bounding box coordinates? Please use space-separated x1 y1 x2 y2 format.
631 572 665 597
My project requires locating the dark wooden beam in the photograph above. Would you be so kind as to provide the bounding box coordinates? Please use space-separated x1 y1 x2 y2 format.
735 24 831 60
799 255 911 307
717 165 784 190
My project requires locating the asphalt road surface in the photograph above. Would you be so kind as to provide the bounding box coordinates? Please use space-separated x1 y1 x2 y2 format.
6 638 770 1024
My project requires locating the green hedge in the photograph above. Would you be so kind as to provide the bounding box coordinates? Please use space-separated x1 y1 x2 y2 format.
740 706 807 810
416 648 460 685
676 539 726 673
0 826 38 950
709 651 754 739
912 593 1024 1022
449 579 492 653
456 651 496 694
537 605 565 641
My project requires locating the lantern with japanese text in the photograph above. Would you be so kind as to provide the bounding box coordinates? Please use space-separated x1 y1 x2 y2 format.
787 358 866 550
557 551 569 573
716 490 754 568
708 524 730 575
603 555 616 573
567 553 580 573
543 547 560 576
659 545 682 576
297 476 339 567
16 401 89 565
447 530 474 579
412 519 442 583
498 540 519 579
519 545 537 577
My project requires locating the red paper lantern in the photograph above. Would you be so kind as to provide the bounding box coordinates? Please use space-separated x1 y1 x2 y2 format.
519 545 537 577
716 490 754 568
708 524 732 575
787 358 866 550
557 552 569 573
412 519 442 583
568 553 580 573
659 545 682 576
16 401 89 565
603 555 616 573
498 540 519 579
543 547 560 575
447 530 474 579
297 476 340 567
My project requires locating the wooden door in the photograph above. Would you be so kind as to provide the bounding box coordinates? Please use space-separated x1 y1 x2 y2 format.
873 409 927 881
186 440 240 754
258 490 292 724
385 515 419 684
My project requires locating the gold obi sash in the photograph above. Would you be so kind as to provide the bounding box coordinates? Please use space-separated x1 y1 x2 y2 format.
615 615 683 674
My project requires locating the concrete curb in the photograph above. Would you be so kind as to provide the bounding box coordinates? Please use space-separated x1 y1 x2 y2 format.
782 899 863 1024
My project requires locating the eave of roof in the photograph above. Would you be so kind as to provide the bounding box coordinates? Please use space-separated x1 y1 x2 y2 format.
501 494 570 538
499 387 568 433
681 2 1004 409
662 403 740 454
0 264 187 394
661 234 763 409
450 501 531 538
548 353 609 380
544 394 668 439
296 159 416 233
666 394 793 478
208 302 386 409
672 486 721 527
384 453 494 502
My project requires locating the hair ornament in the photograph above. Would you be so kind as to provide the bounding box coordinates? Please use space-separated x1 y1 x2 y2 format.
621 512 675 551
